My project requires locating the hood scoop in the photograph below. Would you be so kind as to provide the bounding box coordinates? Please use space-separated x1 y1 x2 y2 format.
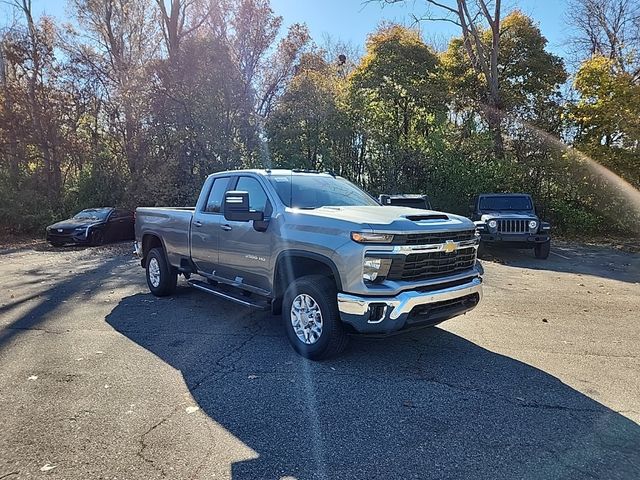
404 214 449 222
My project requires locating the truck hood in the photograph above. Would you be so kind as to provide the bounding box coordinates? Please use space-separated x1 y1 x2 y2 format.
295 205 475 232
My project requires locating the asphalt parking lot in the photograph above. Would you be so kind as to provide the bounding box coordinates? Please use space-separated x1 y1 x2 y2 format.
1 240 639 479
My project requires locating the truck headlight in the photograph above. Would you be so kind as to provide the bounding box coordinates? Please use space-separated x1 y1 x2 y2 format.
363 258 392 282
528 220 538 230
488 219 497 229
352 232 394 243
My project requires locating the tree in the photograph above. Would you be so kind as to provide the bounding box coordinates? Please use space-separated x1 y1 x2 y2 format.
71 0 159 183
267 52 352 171
570 55 640 186
567 0 640 78
348 25 447 192
2 1 62 206
154 0 208 60
383 0 506 157
441 11 567 141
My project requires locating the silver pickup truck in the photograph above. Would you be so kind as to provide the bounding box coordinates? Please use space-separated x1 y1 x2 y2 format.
135 169 483 359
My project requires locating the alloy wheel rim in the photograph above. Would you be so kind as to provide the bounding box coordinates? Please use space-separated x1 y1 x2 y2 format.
290 293 323 345
148 258 161 288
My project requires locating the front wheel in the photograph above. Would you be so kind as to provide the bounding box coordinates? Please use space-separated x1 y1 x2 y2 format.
90 229 104 246
282 275 349 360
146 247 178 296
535 240 551 259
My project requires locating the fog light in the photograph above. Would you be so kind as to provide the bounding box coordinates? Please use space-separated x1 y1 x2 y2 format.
363 258 392 282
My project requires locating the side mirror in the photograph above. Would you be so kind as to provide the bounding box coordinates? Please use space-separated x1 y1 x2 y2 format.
223 191 264 222
379 194 391 205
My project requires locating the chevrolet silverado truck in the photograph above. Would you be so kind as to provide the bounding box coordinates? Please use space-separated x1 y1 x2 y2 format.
470 193 551 259
135 170 483 359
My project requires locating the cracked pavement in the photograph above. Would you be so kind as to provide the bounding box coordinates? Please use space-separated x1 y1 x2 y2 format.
0 240 639 479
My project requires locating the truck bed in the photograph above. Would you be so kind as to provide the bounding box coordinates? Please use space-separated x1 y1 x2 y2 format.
135 207 195 266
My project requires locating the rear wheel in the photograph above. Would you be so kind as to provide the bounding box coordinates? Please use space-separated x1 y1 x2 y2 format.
282 275 348 360
146 247 178 296
535 240 551 259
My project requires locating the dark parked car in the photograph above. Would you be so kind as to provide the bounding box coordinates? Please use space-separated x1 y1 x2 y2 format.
470 193 551 259
379 194 432 210
46 207 134 247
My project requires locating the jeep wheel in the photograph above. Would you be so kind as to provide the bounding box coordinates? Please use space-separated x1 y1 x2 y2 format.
535 240 551 259
146 247 178 296
282 275 349 360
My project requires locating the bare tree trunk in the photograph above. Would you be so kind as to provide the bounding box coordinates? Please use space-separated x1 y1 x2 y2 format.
0 44 20 183
17 0 62 205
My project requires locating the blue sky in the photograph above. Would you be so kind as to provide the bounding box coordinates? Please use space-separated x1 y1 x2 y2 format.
3 0 571 58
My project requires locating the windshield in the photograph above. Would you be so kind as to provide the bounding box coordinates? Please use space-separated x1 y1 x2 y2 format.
267 175 378 209
479 196 532 211
73 208 111 220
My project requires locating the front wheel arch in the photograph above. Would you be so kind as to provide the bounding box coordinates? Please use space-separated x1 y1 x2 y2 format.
272 251 341 314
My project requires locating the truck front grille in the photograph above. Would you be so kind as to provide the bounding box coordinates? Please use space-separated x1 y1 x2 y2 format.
497 219 528 233
393 229 476 245
387 247 477 281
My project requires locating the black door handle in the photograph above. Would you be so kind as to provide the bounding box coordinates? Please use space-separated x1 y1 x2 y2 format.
194 221 203 227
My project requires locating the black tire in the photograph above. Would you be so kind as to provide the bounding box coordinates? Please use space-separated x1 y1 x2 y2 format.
535 240 551 259
90 229 104 246
146 247 178 296
282 275 349 360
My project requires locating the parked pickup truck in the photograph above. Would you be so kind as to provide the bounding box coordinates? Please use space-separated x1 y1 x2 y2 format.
135 170 483 359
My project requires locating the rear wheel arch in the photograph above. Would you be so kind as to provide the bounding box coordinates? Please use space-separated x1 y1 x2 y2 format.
141 233 166 266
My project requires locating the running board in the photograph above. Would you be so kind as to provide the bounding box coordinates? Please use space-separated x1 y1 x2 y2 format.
188 280 270 310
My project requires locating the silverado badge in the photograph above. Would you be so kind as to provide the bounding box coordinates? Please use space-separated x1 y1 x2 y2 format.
443 240 457 254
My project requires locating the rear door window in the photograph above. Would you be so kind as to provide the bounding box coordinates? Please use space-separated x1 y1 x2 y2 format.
204 178 229 213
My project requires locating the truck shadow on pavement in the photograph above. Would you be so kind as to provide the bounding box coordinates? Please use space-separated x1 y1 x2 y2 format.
479 243 640 284
107 291 640 480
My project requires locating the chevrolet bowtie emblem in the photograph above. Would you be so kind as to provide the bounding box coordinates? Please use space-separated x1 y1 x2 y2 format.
443 240 457 253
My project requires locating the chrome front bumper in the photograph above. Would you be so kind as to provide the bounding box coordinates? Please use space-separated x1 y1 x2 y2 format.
337 276 482 334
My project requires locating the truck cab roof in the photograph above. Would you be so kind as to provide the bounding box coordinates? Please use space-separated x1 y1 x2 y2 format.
379 194 432 210
477 193 532 198
209 169 337 178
